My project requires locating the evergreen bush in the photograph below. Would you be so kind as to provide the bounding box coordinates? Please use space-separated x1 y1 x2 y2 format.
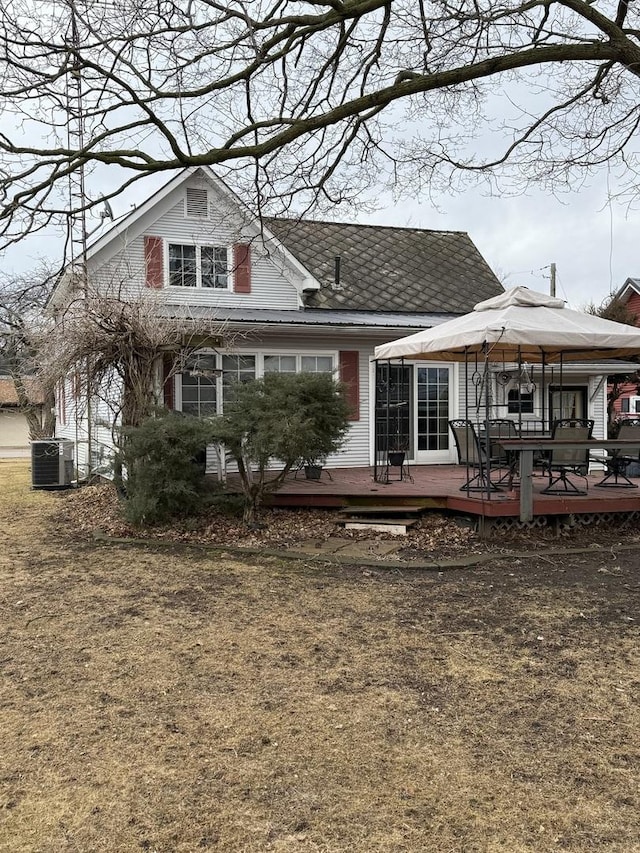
211 371 350 523
118 411 218 526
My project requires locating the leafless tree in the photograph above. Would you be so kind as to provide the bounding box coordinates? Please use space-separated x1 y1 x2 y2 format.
586 292 638 326
0 0 639 247
41 283 229 431
0 267 56 438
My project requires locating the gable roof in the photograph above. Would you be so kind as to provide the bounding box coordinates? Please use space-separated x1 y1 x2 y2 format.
0 377 44 406
50 166 320 308
264 218 503 314
52 166 503 316
617 278 640 303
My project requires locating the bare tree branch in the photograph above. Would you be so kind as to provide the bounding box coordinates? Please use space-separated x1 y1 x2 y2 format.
0 0 639 246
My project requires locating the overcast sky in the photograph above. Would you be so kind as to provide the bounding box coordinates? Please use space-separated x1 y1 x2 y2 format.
366 170 637 312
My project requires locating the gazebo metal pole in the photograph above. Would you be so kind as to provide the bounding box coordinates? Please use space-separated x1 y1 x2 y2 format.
464 347 471 491
373 359 378 482
541 352 547 431
517 347 523 434
385 359 391 481
484 344 492 499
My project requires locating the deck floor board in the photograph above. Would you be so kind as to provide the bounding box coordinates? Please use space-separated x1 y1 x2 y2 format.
219 464 640 519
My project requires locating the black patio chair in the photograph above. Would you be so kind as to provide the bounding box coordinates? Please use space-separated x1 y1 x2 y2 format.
449 419 503 493
594 418 640 488
540 417 594 496
488 418 519 486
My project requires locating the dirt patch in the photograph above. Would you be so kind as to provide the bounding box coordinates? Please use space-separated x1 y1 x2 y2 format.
1 460 639 852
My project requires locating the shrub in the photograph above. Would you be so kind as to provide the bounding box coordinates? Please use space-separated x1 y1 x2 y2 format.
211 372 350 523
118 411 218 526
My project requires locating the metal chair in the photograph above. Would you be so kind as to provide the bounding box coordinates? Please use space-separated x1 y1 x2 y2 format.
488 418 518 486
540 417 594 496
449 419 503 493
595 419 640 488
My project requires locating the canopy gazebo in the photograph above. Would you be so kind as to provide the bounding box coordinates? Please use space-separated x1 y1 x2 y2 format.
373 287 640 489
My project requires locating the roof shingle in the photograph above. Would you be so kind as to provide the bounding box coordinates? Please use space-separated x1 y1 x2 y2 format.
265 218 503 313
0 377 45 406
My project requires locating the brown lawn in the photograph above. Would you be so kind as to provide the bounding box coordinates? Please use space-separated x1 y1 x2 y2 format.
1 460 639 852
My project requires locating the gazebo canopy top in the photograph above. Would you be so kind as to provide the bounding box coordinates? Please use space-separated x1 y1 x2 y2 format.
374 287 640 364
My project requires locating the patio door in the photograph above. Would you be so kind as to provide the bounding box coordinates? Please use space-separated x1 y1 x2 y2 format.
414 365 453 463
375 363 454 463
549 386 588 423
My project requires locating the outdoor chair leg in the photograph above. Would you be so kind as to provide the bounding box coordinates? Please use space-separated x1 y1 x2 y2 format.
541 469 588 496
460 464 502 493
594 458 637 489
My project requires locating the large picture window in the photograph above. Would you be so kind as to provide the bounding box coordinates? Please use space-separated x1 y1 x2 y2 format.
222 355 257 405
179 351 335 415
168 244 228 289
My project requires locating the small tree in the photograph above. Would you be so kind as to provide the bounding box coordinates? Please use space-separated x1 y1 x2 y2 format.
587 294 640 423
212 372 351 524
118 411 219 526
0 267 56 439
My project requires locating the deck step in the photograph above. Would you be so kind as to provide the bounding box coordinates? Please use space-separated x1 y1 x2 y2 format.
339 504 424 518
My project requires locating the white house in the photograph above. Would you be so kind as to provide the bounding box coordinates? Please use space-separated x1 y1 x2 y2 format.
0 377 45 456
50 166 614 477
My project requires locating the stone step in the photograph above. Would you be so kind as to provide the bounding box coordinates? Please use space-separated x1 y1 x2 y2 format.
338 517 419 535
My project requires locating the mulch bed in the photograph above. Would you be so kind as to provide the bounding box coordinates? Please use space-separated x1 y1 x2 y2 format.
52 481 640 562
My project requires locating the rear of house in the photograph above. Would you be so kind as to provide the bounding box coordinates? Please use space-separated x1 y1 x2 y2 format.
50 166 612 477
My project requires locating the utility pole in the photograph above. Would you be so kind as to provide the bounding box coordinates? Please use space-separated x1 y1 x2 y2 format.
550 262 557 297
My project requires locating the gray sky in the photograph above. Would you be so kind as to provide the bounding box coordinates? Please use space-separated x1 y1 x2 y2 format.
367 172 636 311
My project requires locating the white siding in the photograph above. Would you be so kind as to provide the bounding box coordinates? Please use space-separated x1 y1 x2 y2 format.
87 179 305 311
189 335 374 470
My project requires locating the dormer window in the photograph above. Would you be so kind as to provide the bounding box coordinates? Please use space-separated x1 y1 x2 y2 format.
186 187 209 218
168 243 228 289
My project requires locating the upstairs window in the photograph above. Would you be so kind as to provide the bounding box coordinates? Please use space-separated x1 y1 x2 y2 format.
169 244 228 289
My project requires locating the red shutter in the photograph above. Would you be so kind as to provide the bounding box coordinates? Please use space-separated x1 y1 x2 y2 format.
163 356 174 410
339 350 360 421
58 381 67 426
233 243 251 293
144 236 164 289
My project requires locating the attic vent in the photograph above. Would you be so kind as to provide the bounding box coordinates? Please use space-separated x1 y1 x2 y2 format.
186 187 209 218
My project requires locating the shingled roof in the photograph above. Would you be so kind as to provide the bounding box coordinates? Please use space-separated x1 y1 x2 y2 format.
265 218 503 313
0 377 44 406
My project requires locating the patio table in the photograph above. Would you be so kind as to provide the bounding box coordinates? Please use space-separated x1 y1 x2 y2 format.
498 439 640 523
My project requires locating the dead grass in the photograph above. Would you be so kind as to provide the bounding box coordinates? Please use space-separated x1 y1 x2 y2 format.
1 460 639 852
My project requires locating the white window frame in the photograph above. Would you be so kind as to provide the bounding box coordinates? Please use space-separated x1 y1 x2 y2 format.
262 351 338 376
175 349 339 415
178 351 220 417
166 242 230 290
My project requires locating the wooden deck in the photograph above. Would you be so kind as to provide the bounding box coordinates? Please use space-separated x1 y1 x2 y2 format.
252 464 640 525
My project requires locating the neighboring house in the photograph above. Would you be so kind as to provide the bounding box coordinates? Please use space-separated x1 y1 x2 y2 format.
0 377 45 453
609 278 640 418
49 166 615 476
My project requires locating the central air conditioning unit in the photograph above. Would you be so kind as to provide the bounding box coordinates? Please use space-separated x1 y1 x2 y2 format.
31 439 75 489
